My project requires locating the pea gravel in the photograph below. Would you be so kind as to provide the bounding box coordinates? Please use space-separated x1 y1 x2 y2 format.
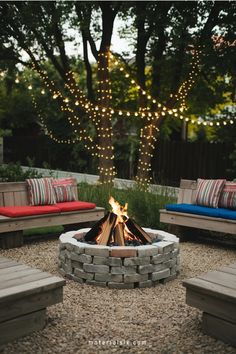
0 238 236 354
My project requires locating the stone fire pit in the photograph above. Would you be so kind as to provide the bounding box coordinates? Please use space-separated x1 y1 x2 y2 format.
58 228 180 289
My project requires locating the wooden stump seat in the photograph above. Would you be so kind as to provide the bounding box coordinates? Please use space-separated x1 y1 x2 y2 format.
0 180 105 249
183 263 236 347
0 256 66 345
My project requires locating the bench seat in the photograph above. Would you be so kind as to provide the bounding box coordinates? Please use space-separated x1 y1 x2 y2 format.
183 263 236 347
0 201 96 217
166 203 236 220
0 180 105 249
0 256 66 345
160 179 236 239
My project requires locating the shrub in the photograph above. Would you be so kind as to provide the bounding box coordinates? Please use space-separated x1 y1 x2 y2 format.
77 183 176 230
0 163 43 182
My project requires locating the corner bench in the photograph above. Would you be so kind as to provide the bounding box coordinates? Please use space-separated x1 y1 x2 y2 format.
183 263 236 347
160 179 236 240
0 256 65 345
0 180 105 249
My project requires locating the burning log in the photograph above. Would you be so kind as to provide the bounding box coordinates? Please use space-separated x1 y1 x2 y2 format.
84 212 117 245
114 223 125 246
125 218 152 244
83 197 152 246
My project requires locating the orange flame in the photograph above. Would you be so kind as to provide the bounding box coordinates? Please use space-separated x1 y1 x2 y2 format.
109 196 137 241
109 196 128 223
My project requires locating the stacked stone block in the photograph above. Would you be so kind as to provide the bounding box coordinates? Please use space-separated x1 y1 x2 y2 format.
58 228 180 288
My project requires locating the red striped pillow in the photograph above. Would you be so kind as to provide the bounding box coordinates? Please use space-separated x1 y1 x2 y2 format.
52 178 76 203
194 179 226 208
26 178 56 206
219 181 236 209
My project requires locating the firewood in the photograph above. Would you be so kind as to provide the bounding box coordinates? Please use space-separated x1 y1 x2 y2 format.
84 212 110 242
125 218 152 244
97 212 117 245
114 223 125 246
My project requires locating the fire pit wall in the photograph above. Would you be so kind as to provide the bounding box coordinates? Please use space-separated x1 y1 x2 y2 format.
58 228 180 289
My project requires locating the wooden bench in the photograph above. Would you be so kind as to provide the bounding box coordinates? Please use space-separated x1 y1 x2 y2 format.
0 256 65 345
0 180 105 249
183 263 236 347
160 179 236 240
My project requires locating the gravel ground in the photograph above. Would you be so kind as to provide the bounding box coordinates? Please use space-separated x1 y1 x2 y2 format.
0 238 236 354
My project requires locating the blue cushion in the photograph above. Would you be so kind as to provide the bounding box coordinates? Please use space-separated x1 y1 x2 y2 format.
165 203 236 220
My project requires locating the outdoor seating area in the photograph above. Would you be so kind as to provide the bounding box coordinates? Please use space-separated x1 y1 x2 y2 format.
0 1 235 353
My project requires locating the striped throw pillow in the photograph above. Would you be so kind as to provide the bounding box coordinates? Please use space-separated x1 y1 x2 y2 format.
52 178 76 203
194 179 226 208
26 178 56 206
219 181 236 209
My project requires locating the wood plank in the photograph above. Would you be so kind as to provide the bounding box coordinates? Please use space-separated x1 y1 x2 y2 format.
160 210 236 234
199 270 236 290
0 268 42 284
228 263 236 269
180 179 197 189
0 308 46 346
0 261 24 272
186 288 236 323
14 191 29 206
0 276 66 303
219 266 236 276
183 277 236 303
0 261 31 276
0 231 23 249
0 256 14 263
3 192 15 206
0 193 4 207
0 271 52 290
0 182 27 193
177 189 184 203
0 286 63 323
182 189 193 204
202 312 236 347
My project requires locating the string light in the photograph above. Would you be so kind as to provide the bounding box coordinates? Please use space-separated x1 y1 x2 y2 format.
1 47 213 187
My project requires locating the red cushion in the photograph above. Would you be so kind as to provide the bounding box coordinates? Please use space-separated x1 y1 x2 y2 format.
56 201 96 212
0 205 61 217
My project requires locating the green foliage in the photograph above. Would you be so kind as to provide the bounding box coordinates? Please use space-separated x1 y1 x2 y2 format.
24 225 63 236
77 182 176 230
0 163 43 182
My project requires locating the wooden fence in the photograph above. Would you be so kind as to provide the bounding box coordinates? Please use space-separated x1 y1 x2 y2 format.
3 137 234 186
152 140 234 186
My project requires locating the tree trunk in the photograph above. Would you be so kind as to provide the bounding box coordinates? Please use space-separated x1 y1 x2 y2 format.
97 52 114 184
96 3 118 184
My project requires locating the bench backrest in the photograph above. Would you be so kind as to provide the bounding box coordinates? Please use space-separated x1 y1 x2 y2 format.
177 179 197 204
0 178 78 207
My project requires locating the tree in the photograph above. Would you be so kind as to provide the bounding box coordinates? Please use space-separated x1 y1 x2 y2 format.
0 1 235 186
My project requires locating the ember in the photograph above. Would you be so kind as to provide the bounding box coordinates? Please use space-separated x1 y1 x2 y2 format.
83 197 152 246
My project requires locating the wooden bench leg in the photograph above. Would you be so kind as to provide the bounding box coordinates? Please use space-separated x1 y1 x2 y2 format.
0 231 23 249
168 224 189 241
202 312 236 347
0 309 46 345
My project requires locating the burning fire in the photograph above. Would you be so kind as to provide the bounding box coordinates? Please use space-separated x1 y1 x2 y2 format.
84 197 152 246
109 196 128 222
109 196 138 243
